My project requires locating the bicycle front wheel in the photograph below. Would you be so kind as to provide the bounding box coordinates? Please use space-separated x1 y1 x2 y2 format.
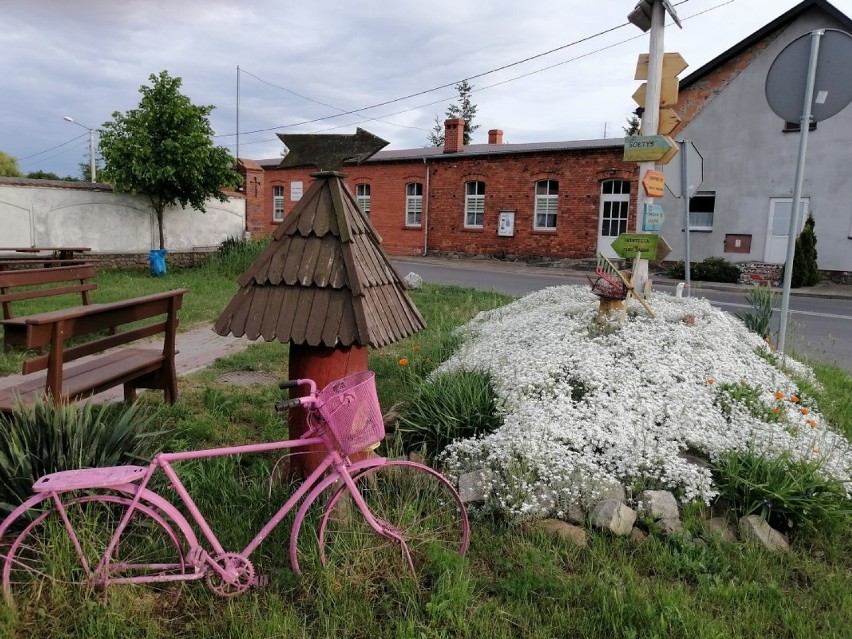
318 461 469 578
1 491 188 609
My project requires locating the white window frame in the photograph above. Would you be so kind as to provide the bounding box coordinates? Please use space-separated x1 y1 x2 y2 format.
599 179 630 238
272 185 285 222
689 191 716 231
464 181 485 228
356 183 371 215
534 180 559 230
406 183 422 227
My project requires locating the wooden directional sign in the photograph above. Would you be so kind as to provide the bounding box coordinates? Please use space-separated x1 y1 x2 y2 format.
611 233 671 261
623 135 677 163
632 80 680 109
657 108 681 135
642 170 665 197
634 53 688 81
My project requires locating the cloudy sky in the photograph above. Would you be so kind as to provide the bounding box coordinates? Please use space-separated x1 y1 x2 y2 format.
4 0 850 178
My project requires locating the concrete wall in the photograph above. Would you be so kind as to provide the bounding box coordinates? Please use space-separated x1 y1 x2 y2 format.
0 179 245 253
660 7 852 272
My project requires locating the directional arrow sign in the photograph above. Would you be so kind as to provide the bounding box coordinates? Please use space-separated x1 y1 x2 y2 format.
634 52 688 81
277 127 389 171
623 135 677 162
642 170 665 197
611 233 668 260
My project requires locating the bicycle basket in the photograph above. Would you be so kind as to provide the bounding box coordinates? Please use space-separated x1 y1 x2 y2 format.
317 371 385 456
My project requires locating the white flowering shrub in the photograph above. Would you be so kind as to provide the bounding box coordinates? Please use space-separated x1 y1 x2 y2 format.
438 285 852 522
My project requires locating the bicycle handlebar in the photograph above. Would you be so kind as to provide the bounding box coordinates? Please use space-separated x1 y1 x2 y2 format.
275 378 319 413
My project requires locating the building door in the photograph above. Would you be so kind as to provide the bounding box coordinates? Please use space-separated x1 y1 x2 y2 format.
597 180 630 258
765 198 809 264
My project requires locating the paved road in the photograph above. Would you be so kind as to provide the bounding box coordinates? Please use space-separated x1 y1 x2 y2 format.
392 257 852 373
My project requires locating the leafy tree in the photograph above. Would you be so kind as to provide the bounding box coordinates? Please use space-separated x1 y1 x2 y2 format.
0 151 21 177
427 80 480 146
623 114 641 136
26 170 63 180
99 70 242 249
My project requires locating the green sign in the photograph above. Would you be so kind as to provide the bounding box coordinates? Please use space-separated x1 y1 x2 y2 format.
610 233 661 260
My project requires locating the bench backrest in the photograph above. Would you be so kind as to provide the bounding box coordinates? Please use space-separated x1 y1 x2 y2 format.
20 289 189 376
0 264 98 320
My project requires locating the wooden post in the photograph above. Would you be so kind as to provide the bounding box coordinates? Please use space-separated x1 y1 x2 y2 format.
287 342 370 477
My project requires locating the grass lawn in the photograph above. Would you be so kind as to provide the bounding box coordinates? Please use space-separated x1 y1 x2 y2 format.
0 254 850 638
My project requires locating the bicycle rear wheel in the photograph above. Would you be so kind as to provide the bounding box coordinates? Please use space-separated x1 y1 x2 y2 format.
1 490 188 608
318 461 469 578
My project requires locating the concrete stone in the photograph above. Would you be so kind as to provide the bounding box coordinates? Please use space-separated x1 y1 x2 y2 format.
637 490 680 520
588 480 627 504
534 519 588 547
565 503 586 525
457 468 493 504
705 517 738 543
403 272 423 289
591 498 637 536
629 528 649 544
738 515 789 552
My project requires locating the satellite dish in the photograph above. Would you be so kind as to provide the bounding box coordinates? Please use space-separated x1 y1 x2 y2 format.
766 29 852 123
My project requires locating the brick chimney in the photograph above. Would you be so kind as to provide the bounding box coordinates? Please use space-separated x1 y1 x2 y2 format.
443 117 465 154
488 129 503 145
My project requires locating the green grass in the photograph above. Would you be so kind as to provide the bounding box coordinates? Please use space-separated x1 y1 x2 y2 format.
0 266 851 638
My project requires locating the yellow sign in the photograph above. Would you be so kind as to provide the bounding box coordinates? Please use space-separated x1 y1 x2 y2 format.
633 52 689 132
623 135 677 163
657 108 681 135
642 170 666 197
634 53 688 81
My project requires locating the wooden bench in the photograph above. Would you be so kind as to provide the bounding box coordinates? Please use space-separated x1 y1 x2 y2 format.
0 289 188 414
0 264 99 349
0 258 87 271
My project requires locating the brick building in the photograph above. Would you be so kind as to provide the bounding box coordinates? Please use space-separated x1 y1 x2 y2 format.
239 120 638 260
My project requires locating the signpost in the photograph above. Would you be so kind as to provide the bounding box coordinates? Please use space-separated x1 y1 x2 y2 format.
610 233 671 261
642 203 664 231
623 135 677 162
642 170 665 197
765 28 852 353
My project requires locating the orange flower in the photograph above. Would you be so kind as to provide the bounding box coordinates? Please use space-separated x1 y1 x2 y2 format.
707 378 716 385
813 447 822 455
398 357 408 366
769 344 776 350
773 391 785 400
764 336 771 343
790 396 800 403
413 345 421 352
807 420 817 428
800 408 810 415
773 407 781 415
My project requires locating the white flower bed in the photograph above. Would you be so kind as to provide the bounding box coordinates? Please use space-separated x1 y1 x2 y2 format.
438 285 852 522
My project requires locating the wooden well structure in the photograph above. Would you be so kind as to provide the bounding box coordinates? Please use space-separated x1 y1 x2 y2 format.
215 130 424 475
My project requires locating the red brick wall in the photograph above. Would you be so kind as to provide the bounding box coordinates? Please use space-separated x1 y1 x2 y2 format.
248 147 638 259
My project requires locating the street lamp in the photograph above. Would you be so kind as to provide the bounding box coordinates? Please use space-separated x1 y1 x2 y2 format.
63 116 96 183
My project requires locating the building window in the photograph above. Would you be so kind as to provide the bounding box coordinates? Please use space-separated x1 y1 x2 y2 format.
689 192 715 230
356 184 371 215
406 183 422 227
272 185 284 222
464 181 485 228
600 179 630 237
783 120 817 132
534 180 559 230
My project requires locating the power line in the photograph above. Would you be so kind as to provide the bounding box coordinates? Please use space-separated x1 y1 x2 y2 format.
17 133 87 161
222 0 731 152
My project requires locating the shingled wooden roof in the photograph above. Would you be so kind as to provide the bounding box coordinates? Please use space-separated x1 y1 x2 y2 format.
214 171 425 348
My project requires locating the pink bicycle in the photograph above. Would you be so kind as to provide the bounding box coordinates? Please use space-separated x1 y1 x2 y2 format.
0 371 470 606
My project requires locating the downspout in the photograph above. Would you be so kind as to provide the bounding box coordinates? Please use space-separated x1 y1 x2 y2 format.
422 157 430 256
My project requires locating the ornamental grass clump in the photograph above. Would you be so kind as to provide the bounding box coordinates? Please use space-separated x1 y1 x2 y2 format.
0 399 167 513
712 448 851 536
436 285 852 523
395 369 502 459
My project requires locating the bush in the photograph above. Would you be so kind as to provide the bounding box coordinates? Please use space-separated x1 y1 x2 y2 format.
0 400 168 513
667 257 740 283
394 369 502 459
202 236 269 278
787 213 819 288
712 448 851 537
